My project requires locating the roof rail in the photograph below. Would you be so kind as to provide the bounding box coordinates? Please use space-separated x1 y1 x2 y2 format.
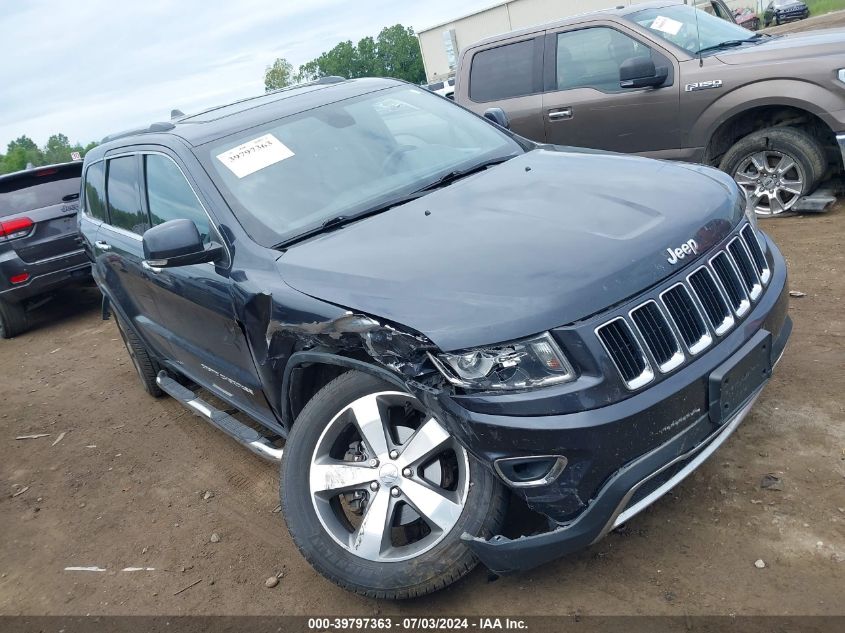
101 121 176 144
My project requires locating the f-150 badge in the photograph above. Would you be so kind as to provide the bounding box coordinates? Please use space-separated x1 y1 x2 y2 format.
685 80 723 92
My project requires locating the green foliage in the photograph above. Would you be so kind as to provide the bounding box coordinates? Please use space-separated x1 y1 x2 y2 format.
0 133 97 175
806 0 845 15
265 58 295 91
263 23 426 91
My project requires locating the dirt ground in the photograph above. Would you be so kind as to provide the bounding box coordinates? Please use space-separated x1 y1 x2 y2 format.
1 202 842 617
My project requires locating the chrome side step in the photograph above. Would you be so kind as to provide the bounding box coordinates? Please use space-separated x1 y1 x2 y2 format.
156 371 283 463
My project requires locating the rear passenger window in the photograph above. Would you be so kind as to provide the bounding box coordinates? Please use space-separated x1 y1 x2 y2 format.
555 28 652 93
469 39 536 102
106 156 147 235
84 162 107 221
144 154 210 243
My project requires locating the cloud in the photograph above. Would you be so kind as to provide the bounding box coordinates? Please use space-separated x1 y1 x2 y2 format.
0 0 491 149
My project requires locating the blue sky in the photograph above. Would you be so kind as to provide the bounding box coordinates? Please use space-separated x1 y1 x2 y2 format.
0 0 492 149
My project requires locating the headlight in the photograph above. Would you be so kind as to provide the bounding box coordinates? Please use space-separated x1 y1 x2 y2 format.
429 332 576 390
838 69 845 85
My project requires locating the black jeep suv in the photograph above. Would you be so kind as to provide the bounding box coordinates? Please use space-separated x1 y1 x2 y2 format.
79 78 791 599
0 162 91 337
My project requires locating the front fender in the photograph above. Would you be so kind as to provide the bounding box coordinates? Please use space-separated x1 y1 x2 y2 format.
691 79 845 149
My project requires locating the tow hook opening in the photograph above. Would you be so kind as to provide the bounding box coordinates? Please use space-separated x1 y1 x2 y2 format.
494 455 567 487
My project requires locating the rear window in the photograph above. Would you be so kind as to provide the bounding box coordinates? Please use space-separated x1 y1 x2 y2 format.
469 39 536 102
0 165 82 217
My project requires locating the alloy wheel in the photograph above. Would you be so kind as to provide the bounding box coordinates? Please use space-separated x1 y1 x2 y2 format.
308 391 469 562
733 151 805 216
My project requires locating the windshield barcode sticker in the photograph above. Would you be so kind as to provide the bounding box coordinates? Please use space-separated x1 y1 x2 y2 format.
651 15 683 36
216 133 294 178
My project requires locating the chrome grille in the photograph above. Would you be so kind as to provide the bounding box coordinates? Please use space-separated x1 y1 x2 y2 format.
596 318 654 389
711 251 750 316
728 237 762 300
630 301 683 372
661 284 712 355
741 224 770 284
596 223 769 389
688 267 734 336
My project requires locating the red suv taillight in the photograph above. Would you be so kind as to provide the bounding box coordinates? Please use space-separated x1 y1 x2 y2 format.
0 217 34 240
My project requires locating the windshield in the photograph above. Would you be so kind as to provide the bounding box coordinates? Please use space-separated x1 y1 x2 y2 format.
629 5 758 56
202 85 522 246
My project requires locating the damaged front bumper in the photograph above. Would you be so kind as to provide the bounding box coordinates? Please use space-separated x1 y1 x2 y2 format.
433 237 792 575
461 382 767 574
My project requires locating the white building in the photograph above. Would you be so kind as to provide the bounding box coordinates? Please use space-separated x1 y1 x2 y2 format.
417 0 751 81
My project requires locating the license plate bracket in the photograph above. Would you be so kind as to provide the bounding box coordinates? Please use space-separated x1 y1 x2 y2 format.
708 330 772 425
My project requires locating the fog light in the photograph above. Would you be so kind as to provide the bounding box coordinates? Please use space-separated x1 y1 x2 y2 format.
494 455 567 487
10 272 29 284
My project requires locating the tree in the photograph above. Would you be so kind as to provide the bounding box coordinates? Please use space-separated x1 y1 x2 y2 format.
43 133 73 164
2 136 44 173
0 134 97 175
263 23 426 91
264 58 295 92
375 25 425 84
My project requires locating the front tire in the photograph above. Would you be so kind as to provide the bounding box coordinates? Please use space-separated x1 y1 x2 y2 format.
0 299 28 339
281 370 507 599
114 314 163 397
719 126 826 216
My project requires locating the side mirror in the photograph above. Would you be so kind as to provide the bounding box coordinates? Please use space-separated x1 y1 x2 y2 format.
142 219 222 268
619 56 669 89
483 107 510 129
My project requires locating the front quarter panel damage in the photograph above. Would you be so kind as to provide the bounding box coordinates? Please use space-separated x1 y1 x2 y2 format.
234 283 447 428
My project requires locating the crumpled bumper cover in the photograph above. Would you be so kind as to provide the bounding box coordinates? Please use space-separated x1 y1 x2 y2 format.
461 318 792 575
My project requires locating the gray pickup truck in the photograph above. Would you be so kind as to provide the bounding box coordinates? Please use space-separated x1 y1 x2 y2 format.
455 0 845 216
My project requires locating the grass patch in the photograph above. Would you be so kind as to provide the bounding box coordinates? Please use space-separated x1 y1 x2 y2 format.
806 0 845 15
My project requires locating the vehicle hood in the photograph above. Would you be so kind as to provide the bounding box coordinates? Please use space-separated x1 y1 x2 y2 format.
278 149 741 351
716 29 845 65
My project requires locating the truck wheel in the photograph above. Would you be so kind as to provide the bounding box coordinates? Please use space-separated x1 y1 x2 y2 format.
720 126 826 216
0 299 28 339
114 315 163 397
281 370 507 599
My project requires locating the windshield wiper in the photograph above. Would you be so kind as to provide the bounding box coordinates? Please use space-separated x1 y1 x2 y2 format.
273 191 429 249
416 156 513 193
697 34 764 55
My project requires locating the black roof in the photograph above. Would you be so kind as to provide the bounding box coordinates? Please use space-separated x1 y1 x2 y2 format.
89 77 401 159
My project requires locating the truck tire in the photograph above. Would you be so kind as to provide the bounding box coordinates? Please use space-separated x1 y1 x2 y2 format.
114 315 163 397
281 370 507 599
720 126 827 216
0 299 28 339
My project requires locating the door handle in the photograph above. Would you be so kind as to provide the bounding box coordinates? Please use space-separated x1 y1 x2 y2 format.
94 240 112 251
548 107 573 121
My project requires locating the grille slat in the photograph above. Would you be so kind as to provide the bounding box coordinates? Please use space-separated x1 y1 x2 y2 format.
711 251 749 315
728 237 761 299
596 319 653 388
596 223 767 389
661 284 711 355
741 224 770 284
688 267 733 335
630 301 681 371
